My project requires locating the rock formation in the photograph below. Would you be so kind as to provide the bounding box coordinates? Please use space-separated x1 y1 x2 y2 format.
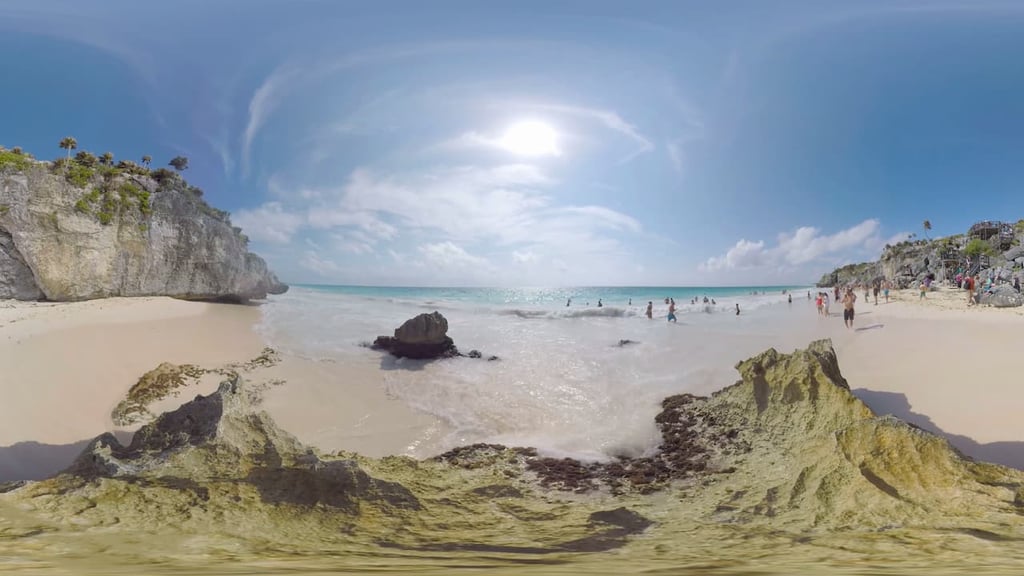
3 340 1024 573
372 311 459 359
980 285 1024 308
0 162 286 301
819 220 1024 290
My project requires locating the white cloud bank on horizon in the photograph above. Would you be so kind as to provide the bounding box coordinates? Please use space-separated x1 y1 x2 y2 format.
701 219 912 282
234 163 651 286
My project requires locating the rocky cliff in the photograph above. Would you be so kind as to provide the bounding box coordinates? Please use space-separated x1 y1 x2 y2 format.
2 340 1022 574
0 159 286 301
818 222 1024 289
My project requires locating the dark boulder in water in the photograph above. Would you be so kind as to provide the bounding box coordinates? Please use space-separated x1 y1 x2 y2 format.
371 311 459 359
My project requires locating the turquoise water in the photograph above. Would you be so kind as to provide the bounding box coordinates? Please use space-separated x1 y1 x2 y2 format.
295 284 810 307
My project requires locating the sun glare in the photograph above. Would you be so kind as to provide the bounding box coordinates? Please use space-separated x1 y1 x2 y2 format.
498 121 560 156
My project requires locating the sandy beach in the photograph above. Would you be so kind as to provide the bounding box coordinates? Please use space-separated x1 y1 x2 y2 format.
2 286 1023 484
0 297 447 482
833 287 1024 468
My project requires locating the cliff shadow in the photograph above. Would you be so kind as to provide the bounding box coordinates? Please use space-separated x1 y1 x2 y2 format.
853 388 1024 470
0 430 134 482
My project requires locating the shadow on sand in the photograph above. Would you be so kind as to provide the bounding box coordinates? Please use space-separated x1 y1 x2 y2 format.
853 388 1024 470
0 431 134 483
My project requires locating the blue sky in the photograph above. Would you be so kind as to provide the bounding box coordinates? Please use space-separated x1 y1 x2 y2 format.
3 0 1024 286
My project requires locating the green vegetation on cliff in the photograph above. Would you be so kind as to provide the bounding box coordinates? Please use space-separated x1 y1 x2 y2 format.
1 139 238 234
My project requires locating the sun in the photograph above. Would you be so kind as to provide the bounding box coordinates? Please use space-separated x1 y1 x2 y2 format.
498 121 560 156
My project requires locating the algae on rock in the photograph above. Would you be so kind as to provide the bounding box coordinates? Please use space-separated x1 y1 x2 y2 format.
3 340 1024 575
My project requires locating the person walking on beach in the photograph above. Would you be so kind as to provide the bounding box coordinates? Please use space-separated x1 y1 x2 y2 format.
883 281 890 303
667 299 677 322
788 293 792 304
965 275 975 306
815 293 823 316
872 282 879 305
735 303 740 316
842 288 856 329
823 292 830 317
645 301 653 319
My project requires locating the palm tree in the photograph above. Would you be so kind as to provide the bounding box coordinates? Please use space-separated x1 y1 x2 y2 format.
59 136 77 165
923 220 932 241
141 155 152 168
100 152 114 166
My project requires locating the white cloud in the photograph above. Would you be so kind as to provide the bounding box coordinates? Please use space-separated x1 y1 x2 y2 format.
702 219 900 278
242 163 647 284
233 202 304 244
667 140 684 174
535 104 654 164
776 219 880 265
299 250 341 276
703 239 768 271
512 249 537 263
418 241 491 270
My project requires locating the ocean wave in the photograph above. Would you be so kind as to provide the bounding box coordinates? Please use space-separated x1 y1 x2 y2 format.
498 307 637 319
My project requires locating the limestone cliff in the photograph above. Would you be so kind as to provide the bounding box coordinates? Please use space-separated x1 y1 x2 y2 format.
2 340 1023 574
0 161 286 301
818 221 1024 288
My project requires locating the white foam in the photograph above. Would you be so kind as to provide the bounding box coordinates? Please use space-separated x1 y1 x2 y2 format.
259 287 823 460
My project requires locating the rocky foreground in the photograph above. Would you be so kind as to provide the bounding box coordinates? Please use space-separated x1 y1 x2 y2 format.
0 160 286 302
2 340 1023 574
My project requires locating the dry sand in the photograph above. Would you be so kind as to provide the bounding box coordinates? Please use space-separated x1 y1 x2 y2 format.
0 297 264 481
831 287 1024 469
0 297 445 482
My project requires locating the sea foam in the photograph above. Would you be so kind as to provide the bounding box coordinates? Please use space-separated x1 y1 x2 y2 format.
258 285 818 460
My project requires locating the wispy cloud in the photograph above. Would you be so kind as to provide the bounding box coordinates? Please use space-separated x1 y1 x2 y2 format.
242 64 302 177
534 104 655 164
666 140 685 174
232 201 305 244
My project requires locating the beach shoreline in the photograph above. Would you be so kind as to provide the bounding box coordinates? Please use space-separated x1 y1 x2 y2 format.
2 287 1023 484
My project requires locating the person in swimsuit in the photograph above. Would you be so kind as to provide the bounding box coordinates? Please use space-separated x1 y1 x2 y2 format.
667 299 677 322
842 289 856 329
645 301 653 319
735 303 740 316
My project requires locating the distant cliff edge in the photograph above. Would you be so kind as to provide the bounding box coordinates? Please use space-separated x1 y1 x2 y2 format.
0 146 287 302
817 220 1024 288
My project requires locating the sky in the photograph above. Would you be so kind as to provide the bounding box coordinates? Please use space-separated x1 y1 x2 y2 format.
2 0 1024 287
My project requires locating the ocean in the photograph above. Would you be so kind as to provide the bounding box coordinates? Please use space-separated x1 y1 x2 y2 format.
258 284 819 461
